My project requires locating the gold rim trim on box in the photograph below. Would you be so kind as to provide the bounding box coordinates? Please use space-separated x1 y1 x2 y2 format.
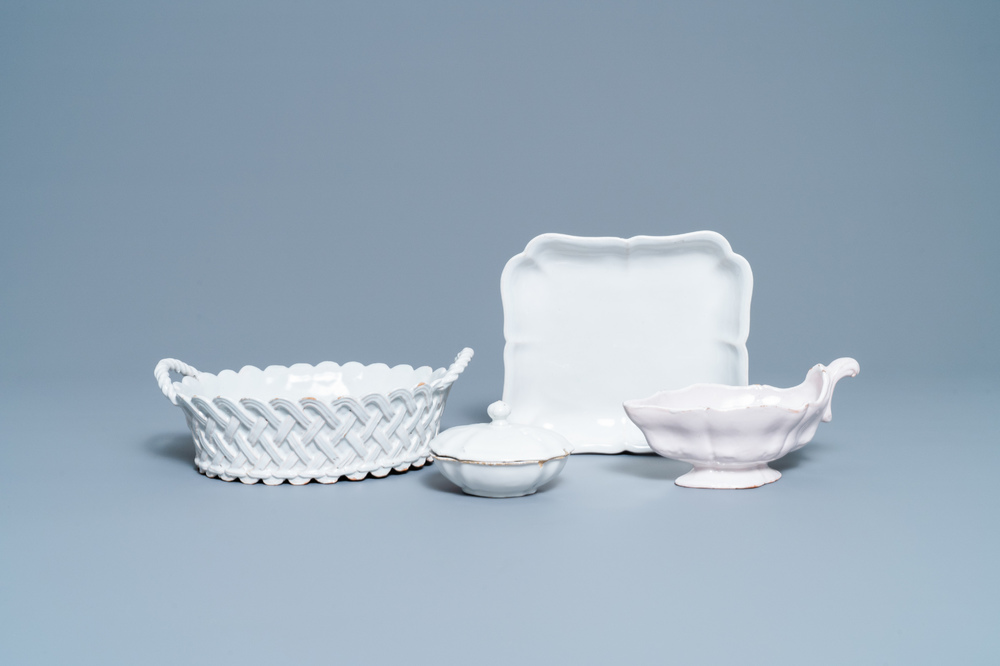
430 452 569 467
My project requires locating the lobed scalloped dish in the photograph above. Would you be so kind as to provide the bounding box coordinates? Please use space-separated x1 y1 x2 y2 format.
430 401 571 498
154 349 473 485
623 358 859 489
432 456 569 499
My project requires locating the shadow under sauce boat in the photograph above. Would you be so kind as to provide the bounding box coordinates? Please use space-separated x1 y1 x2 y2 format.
623 358 859 489
154 348 473 485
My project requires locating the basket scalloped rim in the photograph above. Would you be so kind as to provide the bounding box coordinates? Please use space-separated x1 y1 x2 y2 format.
175 359 447 403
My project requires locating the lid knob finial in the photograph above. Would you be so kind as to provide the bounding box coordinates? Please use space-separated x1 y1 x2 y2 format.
487 401 511 425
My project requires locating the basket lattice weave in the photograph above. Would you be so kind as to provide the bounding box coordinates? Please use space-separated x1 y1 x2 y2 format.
154 349 473 485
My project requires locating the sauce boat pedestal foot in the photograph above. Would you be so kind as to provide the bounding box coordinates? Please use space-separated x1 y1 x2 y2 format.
675 463 781 489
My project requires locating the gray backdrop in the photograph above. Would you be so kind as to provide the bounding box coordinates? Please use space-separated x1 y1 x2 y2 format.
2 2 998 664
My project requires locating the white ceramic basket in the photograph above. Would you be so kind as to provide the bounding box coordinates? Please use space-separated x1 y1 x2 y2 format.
154 348 473 485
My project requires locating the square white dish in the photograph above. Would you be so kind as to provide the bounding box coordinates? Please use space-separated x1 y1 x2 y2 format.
500 232 752 453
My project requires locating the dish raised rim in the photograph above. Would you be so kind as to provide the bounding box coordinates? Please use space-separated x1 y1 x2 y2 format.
500 231 753 453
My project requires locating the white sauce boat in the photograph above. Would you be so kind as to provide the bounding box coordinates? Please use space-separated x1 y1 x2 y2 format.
623 358 859 489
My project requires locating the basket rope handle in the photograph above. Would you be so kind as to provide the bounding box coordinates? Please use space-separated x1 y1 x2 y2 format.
432 347 474 390
154 358 200 406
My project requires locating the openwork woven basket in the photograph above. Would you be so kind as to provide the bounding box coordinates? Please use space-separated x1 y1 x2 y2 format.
154 348 473 485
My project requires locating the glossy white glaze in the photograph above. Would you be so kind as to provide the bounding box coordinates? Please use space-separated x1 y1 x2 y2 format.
434 457 568 499
430 401 570 498
623 358 859 489
501 232 752 453
431 401 570 462
154 348 473 485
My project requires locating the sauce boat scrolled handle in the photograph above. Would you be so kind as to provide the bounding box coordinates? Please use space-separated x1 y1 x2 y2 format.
820 357 860 422
154 358 200 406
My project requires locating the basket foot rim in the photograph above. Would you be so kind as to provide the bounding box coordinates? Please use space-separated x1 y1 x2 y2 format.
195 457 431 486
